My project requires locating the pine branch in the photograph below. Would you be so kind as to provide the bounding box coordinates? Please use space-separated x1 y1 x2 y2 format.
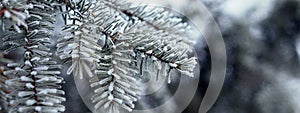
2 1 65 112
102 0 191 37
57 10 101 79
100 0 197 78
121 22 197 80
91 31 141 113
59 1 197 112
57 0 114 79
0 0 31 32
57 0 196 113
0 52 11 112
58 1 141 112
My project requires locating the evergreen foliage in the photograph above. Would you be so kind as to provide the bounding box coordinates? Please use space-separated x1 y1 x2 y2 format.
1 0 197 113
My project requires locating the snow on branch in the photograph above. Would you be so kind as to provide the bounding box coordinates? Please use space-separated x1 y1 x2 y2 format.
78 1 197 112
99 0 197 79
2 1 65 112
122 22 197 81
57 0 127 79
91 37 141 113
0 0 198 113
0 53 11 112
0 0 32 32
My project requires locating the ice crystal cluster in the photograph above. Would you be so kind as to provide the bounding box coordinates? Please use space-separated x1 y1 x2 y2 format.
0 0 197 113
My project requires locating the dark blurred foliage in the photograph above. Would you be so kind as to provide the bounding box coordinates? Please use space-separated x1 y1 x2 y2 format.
202 0 300 113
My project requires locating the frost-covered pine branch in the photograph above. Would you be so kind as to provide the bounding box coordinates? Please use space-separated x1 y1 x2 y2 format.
122 22 197 83
1 0 197 112
55 0 198 112
0 53 11 112
91 36 141 113
102 0 197 78
58 1 141 112
0 0 31 33
1 1 65 112
56 0 102 79
56 1 197 113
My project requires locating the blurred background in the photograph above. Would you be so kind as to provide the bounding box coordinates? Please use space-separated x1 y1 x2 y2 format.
1 0 300 113
189 0 300 113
